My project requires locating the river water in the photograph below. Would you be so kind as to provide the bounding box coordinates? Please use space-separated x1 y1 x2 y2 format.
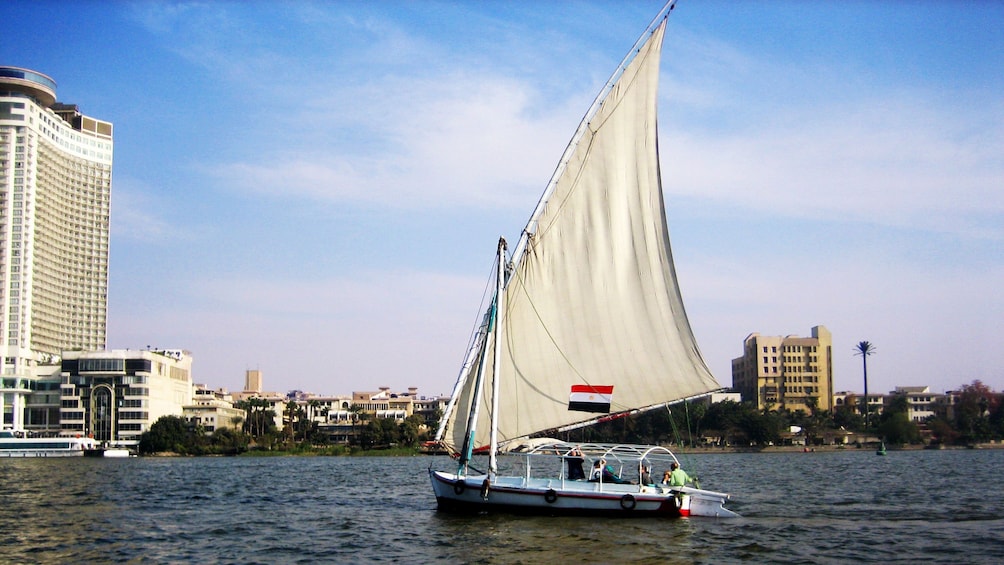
1 448 1002 564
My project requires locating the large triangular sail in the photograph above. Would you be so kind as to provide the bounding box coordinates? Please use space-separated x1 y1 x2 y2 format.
438 5 720 455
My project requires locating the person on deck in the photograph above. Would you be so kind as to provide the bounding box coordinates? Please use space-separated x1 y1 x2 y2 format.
564 446 586 480
640 464 654 486
664 462 693 487
589 458 631 484
590 459 604 481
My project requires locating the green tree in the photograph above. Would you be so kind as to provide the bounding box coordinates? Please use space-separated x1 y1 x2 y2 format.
236 397 277 439
400 415 426 447
878 394 920 445
926 416 959 445
348 403 365 445
792 398 832 446
833 394 864 431
139 415 194 454
954 380 995 444
211 427 249 455
359 417 402 449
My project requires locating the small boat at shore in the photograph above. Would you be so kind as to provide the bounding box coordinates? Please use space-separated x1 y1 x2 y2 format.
429 0 735 518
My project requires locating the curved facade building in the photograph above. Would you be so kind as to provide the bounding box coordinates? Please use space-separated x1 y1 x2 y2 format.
0 66 111 429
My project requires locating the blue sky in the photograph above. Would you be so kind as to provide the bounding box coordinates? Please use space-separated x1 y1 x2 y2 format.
3 1 1001 398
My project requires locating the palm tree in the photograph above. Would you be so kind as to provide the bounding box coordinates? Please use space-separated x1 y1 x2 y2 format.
855 341 876 430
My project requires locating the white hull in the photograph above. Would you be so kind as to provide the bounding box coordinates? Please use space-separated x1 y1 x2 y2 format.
0 449 88 458
430 469 736 518
0 435 99 458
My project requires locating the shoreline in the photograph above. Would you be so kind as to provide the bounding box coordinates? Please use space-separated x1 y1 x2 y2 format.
671 442 1004 454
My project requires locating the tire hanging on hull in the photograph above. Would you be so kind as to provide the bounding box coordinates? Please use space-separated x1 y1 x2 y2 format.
620 494 636 511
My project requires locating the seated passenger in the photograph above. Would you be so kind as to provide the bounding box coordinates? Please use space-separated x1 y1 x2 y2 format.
640 464 654 486
589 459 604 481
590 458 631 484
602 464 632 484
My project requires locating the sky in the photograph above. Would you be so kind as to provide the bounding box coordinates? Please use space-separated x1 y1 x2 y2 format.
2 1 1001 399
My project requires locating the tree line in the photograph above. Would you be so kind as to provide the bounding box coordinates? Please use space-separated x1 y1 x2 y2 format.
137 380 1001 455
137 399 439 455
554 380 1003 448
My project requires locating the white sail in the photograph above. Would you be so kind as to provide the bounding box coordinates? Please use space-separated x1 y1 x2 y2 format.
440 15 720 454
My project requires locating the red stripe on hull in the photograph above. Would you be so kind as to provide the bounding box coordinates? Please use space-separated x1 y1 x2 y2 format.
431 471 682 518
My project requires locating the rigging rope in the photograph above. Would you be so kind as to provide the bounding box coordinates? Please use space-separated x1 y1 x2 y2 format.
666 404 698 485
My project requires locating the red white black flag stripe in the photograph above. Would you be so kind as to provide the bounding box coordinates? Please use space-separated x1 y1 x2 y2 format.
568 384 613 413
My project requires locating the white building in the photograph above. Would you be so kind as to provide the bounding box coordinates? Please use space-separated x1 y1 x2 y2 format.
0 67 112 429
60 349 193 444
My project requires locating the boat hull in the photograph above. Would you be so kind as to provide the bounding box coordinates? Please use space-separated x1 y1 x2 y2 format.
430 470 736 518
0 436 100 458
0 449 88 458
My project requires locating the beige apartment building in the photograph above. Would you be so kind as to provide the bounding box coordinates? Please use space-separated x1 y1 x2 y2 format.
732 325 833 413
184 385 244 433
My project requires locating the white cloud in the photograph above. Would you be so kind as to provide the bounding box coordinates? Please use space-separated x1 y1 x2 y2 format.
108 269 490 395
663 96 1004 241
205 72 578 210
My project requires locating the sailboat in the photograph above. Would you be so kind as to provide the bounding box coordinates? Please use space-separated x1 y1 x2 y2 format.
428 1 737 518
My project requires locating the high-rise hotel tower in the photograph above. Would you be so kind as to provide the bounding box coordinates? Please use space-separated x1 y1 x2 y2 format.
0 67 111 427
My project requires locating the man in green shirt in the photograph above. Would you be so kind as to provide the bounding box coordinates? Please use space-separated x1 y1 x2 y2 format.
667 462 692 487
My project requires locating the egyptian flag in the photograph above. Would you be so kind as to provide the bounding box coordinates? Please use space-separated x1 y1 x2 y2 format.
568 385 613 413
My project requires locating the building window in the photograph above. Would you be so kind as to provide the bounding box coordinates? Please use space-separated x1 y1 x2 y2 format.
79 358 124 372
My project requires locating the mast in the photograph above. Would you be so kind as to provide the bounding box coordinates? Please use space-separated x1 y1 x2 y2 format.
456 239 505 474
508 0 680 271
488 238 507 475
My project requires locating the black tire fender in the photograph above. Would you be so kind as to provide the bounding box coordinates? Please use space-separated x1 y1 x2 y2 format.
453 481 465 495
544 489 558 503
620 493 636 510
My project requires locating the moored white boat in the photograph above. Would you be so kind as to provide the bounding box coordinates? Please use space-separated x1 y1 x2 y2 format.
100 447 134 458
430 0 737 519
0 429 100 457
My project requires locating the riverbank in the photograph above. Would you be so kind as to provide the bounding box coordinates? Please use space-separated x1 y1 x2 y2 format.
144 441 1004 457
672 441 1004 454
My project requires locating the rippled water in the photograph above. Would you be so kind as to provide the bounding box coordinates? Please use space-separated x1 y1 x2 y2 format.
1 449 1002 563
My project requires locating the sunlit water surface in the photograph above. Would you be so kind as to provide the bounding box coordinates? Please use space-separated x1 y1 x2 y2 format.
2 449 1002 563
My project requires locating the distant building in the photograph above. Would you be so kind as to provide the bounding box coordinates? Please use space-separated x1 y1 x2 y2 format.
183 385 244 432
59 349 193 444
0 67 113 429
835 385 945 423
244 369 263 393
350 387 419 421
891 386 939 422
732 325 833 413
